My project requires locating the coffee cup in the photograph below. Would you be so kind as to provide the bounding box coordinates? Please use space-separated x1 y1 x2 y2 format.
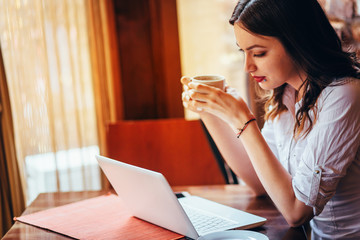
191 75 225 90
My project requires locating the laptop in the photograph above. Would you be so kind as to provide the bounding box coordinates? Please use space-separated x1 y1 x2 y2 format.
96 155 266 239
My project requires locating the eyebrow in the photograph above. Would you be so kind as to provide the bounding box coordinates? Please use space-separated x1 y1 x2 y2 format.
236 43 266 51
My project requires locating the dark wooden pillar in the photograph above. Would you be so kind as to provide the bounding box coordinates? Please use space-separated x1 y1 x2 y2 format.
112 0 183 120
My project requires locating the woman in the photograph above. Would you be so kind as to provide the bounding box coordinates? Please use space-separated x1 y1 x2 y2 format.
181 0 360 239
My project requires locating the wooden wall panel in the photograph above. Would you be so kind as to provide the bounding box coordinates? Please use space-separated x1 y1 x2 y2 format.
112 0 183 120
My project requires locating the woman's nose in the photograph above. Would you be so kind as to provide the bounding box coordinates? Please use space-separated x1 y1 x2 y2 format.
244 55 256 73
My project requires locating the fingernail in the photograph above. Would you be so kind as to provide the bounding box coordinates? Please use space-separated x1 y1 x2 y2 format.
197 107 203 111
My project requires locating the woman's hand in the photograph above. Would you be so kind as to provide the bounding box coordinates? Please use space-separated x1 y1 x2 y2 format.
181 76 203 113
181 76 254 129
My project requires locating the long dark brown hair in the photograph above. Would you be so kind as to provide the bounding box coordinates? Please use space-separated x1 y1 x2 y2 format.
229 0 360 138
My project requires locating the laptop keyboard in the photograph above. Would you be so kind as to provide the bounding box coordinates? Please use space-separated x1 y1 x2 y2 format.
181 204 238 234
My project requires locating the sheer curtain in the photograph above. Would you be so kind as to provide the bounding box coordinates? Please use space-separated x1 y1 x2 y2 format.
0 45 25 237
0 0 101 204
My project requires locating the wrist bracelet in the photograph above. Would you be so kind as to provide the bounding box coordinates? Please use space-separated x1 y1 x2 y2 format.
236 117 256 138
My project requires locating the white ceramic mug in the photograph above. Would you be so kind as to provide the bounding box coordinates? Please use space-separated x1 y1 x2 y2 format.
191 75 225 90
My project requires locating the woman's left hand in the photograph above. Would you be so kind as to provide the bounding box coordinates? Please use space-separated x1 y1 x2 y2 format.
183 79 254 129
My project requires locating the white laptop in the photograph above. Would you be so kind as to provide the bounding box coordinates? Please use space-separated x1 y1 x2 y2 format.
96 155 266 240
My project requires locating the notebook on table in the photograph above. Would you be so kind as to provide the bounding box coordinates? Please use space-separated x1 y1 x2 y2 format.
96 155 266 240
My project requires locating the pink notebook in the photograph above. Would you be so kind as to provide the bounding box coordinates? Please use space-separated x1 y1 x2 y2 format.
15 194 183 240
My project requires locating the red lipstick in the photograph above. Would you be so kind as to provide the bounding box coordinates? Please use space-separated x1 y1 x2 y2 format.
253 76 266 83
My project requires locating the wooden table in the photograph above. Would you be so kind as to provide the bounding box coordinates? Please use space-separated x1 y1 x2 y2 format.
3 185 310 240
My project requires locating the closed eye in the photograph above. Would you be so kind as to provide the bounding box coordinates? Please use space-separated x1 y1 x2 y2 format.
254 52 266 57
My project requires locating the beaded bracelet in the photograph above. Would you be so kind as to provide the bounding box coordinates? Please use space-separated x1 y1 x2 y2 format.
236 117 256 138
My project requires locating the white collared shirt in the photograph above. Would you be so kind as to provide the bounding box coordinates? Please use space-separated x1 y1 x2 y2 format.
261 79 360 239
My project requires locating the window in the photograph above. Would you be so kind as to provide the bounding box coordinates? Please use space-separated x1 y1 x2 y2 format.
177 0 248 119
0 0 100 204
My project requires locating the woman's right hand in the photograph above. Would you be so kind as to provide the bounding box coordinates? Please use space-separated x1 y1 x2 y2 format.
180 76 254 130
181 76 204 113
